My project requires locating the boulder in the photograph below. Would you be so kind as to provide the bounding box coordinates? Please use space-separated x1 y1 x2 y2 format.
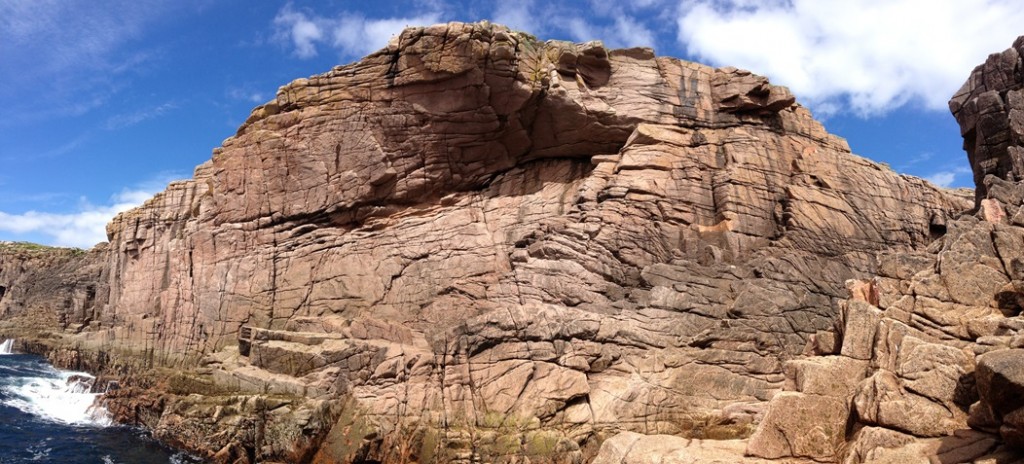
746 392 849 461
976 349 1024 447
592 431 788 464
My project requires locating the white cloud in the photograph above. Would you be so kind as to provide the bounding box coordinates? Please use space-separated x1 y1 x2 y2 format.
587 0 666 16
611 16 657 48
566 18 598 43
0 174 182 248
491 0 537 33
566 15 657 49
923 165 972 188
333 13 443 57
273 4 326 58
677 0 1024 116
924 172 956 188
272 3 658 63
273 4 442 59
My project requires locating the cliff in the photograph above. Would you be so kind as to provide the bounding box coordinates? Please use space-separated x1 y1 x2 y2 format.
1 21 1020 463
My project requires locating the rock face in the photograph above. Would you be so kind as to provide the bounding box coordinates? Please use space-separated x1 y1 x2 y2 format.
2 21 1016 463
0 242 108 337
950 36 1024 200
734 34 1024 464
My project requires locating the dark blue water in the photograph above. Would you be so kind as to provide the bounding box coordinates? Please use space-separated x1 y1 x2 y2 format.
0 351 203 463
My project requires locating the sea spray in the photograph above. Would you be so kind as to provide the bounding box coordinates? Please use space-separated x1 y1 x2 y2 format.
0 339 13 354
0 353 196 463
1 366 111 426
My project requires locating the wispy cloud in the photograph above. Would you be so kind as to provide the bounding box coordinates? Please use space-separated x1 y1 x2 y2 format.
566 17 654 49
0 133 93 162
491 0 538 34
272 4 442 59
924 172 956 188
923 165 972 188
627 0 663 7
0 94 113 129
893 151 935 171
0 1 180 126
37 135 90 160
103 102 178 130
677 0 1024 116
227 86 268 104
0 192 71 205
2 101 177 162
0 172 183 248
1 1 143 75
495 2 656 49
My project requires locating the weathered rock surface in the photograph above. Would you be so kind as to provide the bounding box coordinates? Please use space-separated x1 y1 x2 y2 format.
739 201 1024 462
592 431 802 464
951 36 1024 200
733 33 1024 464
3 21 1017 464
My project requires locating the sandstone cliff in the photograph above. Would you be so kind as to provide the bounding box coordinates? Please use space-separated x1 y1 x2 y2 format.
1 21 1017 463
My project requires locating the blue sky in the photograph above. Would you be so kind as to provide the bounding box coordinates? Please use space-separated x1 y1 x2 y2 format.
1 0 1022 248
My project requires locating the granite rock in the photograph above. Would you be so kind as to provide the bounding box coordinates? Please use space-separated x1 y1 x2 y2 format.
0 22 997 463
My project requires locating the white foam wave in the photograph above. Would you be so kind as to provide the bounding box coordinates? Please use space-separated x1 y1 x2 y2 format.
2 368 112 426
0 338 14 354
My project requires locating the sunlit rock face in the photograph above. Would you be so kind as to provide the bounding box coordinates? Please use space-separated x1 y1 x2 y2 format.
729 34 1024 464
0 22 978 463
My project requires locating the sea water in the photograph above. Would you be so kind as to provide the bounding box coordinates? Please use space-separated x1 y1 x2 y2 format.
0 340 202 463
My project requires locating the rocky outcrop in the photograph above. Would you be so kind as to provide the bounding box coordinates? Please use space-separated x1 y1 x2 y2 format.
729 34 1024 464
741 211 1024 462
950 36 1024 200
0 242 107 336
0 21 1001 463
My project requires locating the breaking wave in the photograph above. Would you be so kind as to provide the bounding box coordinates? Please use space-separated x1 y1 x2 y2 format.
0 363 111 426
